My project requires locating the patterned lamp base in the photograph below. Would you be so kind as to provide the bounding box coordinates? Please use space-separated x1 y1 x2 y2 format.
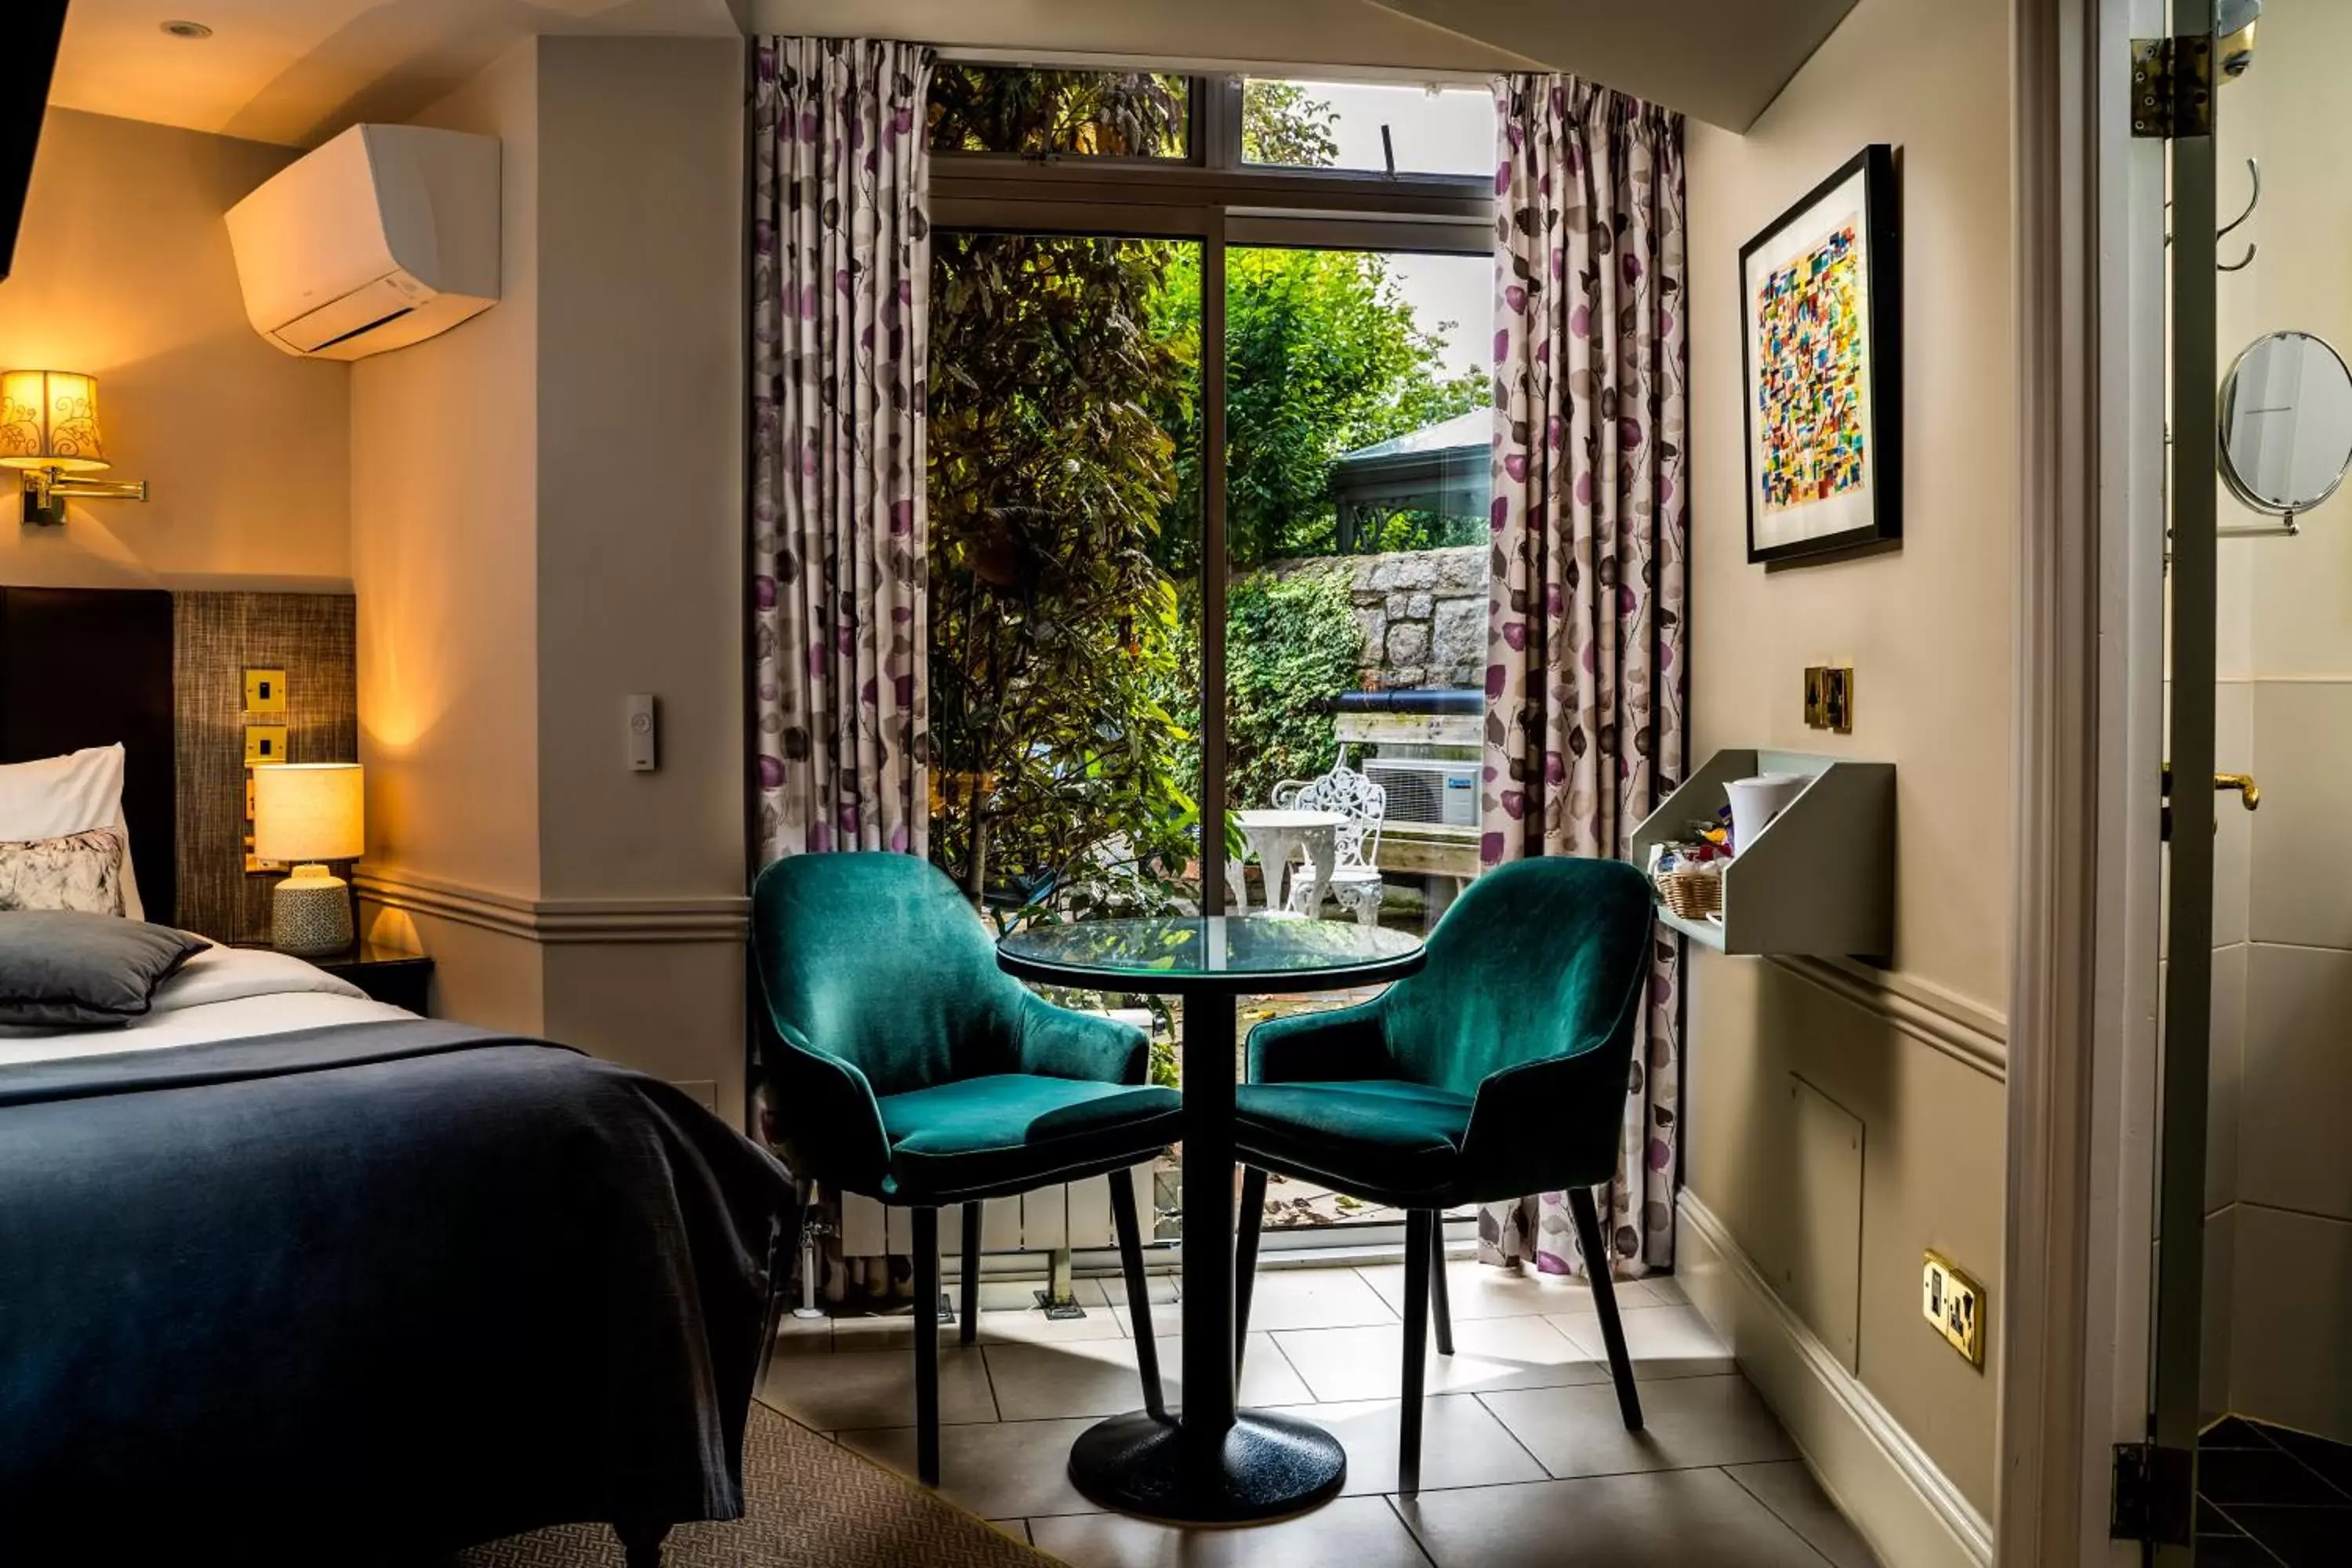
272 864 353 957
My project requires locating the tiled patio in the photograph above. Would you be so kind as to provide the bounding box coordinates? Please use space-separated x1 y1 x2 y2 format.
760 1259 1881 1567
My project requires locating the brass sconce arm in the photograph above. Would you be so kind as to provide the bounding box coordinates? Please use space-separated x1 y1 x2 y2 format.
19 467 148 527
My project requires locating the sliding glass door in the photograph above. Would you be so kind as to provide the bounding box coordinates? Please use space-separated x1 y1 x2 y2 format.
925 67 1495 1249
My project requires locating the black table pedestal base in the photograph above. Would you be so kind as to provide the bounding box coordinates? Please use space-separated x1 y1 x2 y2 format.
1067 1410 1348 1524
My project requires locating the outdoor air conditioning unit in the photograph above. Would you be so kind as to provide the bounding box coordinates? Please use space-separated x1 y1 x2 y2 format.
225 124 499 361
1364 757 1479 828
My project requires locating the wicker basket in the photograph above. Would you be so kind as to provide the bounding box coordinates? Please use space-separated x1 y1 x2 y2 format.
1654 864 1722 921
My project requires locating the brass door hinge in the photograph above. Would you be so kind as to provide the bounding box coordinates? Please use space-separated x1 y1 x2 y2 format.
2132 34 2214 139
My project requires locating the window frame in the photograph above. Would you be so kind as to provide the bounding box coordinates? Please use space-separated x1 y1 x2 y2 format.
927 63 1497 1255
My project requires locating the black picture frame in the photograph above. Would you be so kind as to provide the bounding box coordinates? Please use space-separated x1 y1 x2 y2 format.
1739 143 1903 565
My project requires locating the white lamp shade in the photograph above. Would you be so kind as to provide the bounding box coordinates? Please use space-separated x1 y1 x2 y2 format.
253 762 364 862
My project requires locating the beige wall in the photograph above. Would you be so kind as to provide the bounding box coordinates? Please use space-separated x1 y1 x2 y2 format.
1682 0 2013 1522
353 40 543 907
2201 1 2352 1445
533 34 746 904
532 34 747 1111
0 109 349 590
351 35 747 1116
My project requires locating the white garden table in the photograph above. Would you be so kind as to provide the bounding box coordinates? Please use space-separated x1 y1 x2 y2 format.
1232 808 1346 914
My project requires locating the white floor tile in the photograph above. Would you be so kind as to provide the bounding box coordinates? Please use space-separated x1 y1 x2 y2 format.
767 1312 834 1357
983 1334 1309 1422
1544 1304 1735 1380
1726 1461 1883 1568
1100 1273 1180 1308
1639 1273 1690 1306
985 1518 1034 1546
1274 1315 1610 1404
1479 1374 1797 1478
1263 1394 1549 1496
1030 1494 1432 1568
841 1417 1101 1520
757 1344 996 1432
1357 1258 1595 1320
1238 1265 1400 1330
1396 1467 1824 1568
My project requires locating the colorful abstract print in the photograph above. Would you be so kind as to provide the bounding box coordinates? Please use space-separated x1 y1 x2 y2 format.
1755 220 1866 514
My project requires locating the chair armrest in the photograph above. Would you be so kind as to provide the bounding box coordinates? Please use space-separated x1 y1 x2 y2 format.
1459 1038 1631 1199
759 1018 895 1193
1013 991 1152 1085
1246 1000 1392 1084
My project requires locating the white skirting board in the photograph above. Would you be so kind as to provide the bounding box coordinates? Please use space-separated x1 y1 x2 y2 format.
1677 1191 1994 1568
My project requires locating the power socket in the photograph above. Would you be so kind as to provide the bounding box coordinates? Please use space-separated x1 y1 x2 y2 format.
1922 1250 1986 1367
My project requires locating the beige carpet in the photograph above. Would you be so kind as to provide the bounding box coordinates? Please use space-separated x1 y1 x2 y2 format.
458 1399 1060 1568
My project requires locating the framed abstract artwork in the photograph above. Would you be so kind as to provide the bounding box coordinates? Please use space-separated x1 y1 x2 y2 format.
1740 143 1902 564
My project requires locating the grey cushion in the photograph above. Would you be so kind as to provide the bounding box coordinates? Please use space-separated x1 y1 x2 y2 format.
0 912 209 1028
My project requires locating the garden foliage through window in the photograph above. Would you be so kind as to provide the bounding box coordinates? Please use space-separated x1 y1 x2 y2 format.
926 67 1496 1232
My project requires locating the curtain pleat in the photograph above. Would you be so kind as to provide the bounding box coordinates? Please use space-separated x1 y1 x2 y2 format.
750 37 935 866
1479 76 1688 1278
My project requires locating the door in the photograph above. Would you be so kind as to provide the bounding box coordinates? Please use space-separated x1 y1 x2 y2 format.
2132 2 2352 1559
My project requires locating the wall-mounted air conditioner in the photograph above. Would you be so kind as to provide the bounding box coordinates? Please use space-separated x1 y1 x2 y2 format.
225 124 499 361
1364 757 1479 828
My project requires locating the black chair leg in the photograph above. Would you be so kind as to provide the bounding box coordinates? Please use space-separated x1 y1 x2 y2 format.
960 1201 982 1347
615 1521 669 1568
1428 1211 1454 1356
1399 1207 1432 1493
912 1206 942 1484
1109 1167 1167 1419
1234 1166 1268 1377
1566 1185 1643 1432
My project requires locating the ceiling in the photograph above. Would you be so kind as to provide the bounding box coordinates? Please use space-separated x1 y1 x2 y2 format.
49 0 743 148
49 0 1858 144
1364 1 1860 129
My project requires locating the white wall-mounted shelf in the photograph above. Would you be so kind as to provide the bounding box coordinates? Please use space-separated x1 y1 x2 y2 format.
1629 750 1894 960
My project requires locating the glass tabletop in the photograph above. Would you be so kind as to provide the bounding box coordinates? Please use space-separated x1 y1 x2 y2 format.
996 915 1425 994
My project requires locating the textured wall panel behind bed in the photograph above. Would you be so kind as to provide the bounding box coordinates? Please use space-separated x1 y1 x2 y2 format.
173 593 357 944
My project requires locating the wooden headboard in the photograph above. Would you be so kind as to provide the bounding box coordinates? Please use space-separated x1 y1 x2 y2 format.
0 586 178 925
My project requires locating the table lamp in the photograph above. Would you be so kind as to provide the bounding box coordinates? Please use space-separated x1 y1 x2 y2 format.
252 762 363 957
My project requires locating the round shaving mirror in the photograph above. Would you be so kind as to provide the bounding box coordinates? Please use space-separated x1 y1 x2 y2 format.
2219 329 2352 527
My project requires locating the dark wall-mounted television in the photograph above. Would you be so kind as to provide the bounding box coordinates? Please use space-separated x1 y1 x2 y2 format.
0 2 69 282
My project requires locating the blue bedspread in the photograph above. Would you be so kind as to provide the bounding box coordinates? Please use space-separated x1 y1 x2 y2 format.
0 1021 794 1561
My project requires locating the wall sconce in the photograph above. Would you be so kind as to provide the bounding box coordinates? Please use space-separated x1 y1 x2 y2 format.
0 370 149 526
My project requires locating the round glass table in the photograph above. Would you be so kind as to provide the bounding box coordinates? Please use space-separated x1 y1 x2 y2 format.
996 915 1426 1524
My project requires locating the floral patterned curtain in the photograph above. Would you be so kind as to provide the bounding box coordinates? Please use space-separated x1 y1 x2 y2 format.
751 38 935 863
1479 77 1687 1279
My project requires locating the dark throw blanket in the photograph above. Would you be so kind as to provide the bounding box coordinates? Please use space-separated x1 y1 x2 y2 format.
0 1022 795 1563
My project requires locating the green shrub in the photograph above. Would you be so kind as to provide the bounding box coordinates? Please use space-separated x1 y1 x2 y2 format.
1222 566 1366 811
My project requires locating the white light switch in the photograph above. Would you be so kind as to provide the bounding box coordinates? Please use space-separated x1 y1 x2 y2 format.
626 693 658 772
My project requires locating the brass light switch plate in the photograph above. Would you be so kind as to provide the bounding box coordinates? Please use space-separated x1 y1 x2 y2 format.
243 725 289 765
244 668 288 713
1804 666 1828 728
1922 1250 1986 1367
1822 665 1855 733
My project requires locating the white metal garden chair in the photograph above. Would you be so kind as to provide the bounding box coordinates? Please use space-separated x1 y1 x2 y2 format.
1272 757 1388 926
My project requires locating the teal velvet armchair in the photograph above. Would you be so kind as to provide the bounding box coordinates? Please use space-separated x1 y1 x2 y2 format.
1230 855 1657 1490
750 852 1182 1485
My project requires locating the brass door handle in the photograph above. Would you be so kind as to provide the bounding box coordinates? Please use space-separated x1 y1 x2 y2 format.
2161 764 2260 810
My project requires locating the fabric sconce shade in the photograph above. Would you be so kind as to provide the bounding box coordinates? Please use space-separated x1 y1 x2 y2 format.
253 763 364 863
0 370 110 474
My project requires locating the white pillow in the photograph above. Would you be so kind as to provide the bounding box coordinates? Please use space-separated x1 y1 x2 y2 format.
0 746 147 920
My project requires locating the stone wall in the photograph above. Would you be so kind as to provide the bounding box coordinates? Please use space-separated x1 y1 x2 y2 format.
1265 545 1487 691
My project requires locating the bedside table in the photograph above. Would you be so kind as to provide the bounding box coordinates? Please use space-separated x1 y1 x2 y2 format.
302 942 434 1014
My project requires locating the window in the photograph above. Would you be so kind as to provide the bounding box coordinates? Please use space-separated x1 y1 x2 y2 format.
1242 78 1494 177
927 67 1497 1246
929 65 1190 159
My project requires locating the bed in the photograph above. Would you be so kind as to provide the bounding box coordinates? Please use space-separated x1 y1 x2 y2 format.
0 590 790 1565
